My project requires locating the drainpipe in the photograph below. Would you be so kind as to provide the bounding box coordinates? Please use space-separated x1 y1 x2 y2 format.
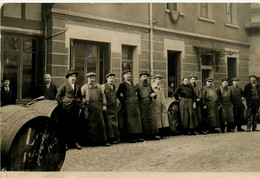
149 3 153 82
43 11 48 74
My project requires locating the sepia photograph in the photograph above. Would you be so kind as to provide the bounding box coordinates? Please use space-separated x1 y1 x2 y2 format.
0 1 260 177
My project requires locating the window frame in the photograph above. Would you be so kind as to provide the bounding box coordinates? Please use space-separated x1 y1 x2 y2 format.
165 3 185 16
225 3 239 29
198 3 215 23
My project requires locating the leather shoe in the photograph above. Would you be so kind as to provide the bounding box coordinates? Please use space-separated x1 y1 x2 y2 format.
246 129 251 132
128 139 137 143
237 128 245 132
153 135 160 140
75 143 81 150
104 142 111 146
252 129 260 132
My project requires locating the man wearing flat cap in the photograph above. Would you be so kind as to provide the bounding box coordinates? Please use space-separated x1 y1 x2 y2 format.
244 75 260 132
56 69 83 150
217 78 234 133
81 72 110 146
201 78 220 133
229 78 245 132
135 71 160 140
116 69 143 142
189 74 206 134
102 72 120 144
1 76 16 106
152 74 169 136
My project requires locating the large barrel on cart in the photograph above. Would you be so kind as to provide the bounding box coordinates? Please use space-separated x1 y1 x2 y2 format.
0 104 65 171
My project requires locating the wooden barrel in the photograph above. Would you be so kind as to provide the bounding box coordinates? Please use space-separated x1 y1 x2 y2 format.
1 105 66 171
164 97 180 133
27 100 62 123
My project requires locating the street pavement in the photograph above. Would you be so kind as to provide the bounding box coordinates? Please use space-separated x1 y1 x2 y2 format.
61 125 260 172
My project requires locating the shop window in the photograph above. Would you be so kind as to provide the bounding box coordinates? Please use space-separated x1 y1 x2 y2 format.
122 45 134 75
71 39 110 86
1 35 38 100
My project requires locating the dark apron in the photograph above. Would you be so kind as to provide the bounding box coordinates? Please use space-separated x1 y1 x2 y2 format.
205 88 220 127
86 87 107 143
103 84 119 139
220 88 234 122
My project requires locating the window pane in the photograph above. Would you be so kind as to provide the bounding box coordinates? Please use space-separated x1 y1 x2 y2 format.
87 44 97 73
200 3 208 18
4 36 20 50
201 54 213 65
25 3 42 21
2 51 19 98
22 53 33 99
172 3 177 11
226 3 232 23
3 3 22 18
122 45 133 75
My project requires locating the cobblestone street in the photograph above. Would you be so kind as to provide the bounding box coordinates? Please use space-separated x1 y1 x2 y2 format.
61 125 260 172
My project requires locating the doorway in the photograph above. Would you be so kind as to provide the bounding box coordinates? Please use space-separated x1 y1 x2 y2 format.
168 51 181 91
227 57 237 85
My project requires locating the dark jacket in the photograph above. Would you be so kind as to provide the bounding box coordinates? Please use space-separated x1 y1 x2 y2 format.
173 84 195 101
1 86 16 106
56 81 82 111
244 83 260 107
39 83 57 100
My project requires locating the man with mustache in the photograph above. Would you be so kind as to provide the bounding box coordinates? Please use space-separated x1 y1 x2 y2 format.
229 77 245 132
102 72 120 144
244 75 260 132
81 72 110 146
136 71 160 140
217 78 234 133
201 78 220 133
56 69 83 150
39 74 57 100
116 70 144 143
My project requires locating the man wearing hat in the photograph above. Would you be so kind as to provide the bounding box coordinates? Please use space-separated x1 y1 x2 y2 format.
56 69 83 150
229 77 245 132
116 69 143 142
189 74 206 134
1 77 16 106
244 75 260 132
201 78 220 133
217 78 234 132
102 72 120 144
135 71 160 140
152 74 169 136
81 72 110 146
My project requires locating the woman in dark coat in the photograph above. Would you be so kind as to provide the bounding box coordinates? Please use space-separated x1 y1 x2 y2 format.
173 77 196 135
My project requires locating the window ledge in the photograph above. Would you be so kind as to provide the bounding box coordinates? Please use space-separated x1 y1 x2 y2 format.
198 17 216 24
225 23 239 29
165 9 185 16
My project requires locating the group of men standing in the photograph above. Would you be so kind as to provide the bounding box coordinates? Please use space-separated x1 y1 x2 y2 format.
1 68 260 150
172 74 260 136
51 69 168 150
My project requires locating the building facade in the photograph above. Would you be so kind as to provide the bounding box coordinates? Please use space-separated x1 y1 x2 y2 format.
1 3 252 103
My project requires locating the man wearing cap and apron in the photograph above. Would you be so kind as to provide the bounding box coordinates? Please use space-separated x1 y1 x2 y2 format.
56 69 83 150
81 72 110 146
229 77 245 132
135 71 160 140
102 72 120 144
244 75 260 132
116 69 144 143
217 78 234 132
152 74 169 136
201 78 220 133
189 74 207 134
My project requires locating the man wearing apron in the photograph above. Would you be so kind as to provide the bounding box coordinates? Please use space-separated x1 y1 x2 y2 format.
81 72 110 146
135 71 160 140
102 72 120 144
217 78 234 133
201 78 221 133
116 70 144 143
